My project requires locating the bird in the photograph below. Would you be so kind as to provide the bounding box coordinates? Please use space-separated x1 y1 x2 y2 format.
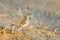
18 13 31 31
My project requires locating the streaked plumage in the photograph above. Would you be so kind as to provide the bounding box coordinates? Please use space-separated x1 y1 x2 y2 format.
11 14 31 33
18 14 31 30
19 15 30 27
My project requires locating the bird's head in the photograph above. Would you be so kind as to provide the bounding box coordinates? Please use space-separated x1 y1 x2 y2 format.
26 13 31 20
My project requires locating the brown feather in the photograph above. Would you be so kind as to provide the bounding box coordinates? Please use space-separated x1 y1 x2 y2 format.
19 16 27 26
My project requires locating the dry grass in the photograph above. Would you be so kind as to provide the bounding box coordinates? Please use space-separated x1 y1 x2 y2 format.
0 25 58 40
0 20 59 40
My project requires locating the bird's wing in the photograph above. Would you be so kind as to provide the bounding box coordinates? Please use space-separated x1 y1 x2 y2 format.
19 17 27 26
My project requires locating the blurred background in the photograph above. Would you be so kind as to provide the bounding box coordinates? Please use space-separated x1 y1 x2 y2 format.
0 0 60 40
